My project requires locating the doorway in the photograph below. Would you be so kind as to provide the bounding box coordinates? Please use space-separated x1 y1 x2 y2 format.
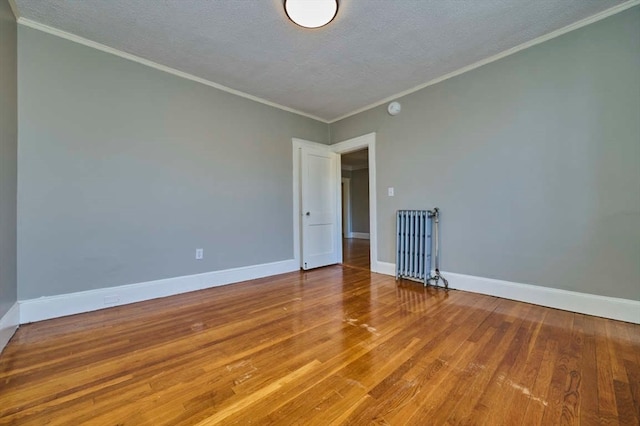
292 132 377 272
341 149 370 270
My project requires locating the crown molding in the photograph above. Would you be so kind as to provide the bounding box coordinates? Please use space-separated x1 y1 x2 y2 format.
13 0 639 125
16 17 330 124
328 0 640 123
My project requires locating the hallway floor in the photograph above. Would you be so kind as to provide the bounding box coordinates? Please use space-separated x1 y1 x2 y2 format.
342 238 370 270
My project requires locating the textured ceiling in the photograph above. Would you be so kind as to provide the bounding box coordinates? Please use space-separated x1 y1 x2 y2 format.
14 0 628 122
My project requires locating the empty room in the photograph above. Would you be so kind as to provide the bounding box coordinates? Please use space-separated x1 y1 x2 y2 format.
1 0 639 424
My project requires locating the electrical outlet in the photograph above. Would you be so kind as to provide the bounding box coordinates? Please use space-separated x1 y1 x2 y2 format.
196 248 204 260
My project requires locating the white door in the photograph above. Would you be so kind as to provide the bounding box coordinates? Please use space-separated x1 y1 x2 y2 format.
301 145 340 270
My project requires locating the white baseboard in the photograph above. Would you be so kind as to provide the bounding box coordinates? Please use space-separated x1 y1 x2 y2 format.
374 263 640 324
445 271 640 324
17 257 640 325
19 259 298 324
347 232 370 240
375 261 396 276
0 302 20 354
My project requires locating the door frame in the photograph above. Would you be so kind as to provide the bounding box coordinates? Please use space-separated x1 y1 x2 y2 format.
331 133 378 272
292 132 377 272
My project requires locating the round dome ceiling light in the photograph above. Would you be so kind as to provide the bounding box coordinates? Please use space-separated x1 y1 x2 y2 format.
285 0 338 29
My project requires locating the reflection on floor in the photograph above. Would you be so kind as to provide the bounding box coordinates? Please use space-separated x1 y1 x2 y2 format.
2 265 638 424
342 238 370 270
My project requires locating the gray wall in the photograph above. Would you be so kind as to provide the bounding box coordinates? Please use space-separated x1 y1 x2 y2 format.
18 26 328 299
350 169 369 234
342 168 370 234
0 0 17 317
331 7 640 300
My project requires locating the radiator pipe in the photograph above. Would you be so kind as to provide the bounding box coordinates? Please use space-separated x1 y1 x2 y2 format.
431 208 449 289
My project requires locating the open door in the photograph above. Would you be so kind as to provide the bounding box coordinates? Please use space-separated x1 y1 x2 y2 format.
301 144 340 270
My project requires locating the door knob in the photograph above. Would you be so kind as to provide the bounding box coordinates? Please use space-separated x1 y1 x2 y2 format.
306 212 311 216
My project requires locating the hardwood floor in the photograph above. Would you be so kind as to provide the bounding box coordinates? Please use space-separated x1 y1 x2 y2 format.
1 266 639 425
342 238 370 270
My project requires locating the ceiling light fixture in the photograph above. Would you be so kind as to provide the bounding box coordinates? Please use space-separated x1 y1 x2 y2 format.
285 0 338 29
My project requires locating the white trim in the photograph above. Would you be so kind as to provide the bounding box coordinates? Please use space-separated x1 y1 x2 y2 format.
376 261 396 277
328 0 640 123
19 259 298 324
447 271 640 325
0 302 20 354
347 232 370 240
331 133 378 273
333 150 343 265
16 18 328 124
15 1 638 124
341 177 352 237
374 264 640 324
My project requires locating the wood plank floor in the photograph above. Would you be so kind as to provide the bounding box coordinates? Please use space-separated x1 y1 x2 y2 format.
342 238 370 270
1 266 638 425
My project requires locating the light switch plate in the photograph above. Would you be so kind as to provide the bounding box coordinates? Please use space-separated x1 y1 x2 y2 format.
388 187 394 196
